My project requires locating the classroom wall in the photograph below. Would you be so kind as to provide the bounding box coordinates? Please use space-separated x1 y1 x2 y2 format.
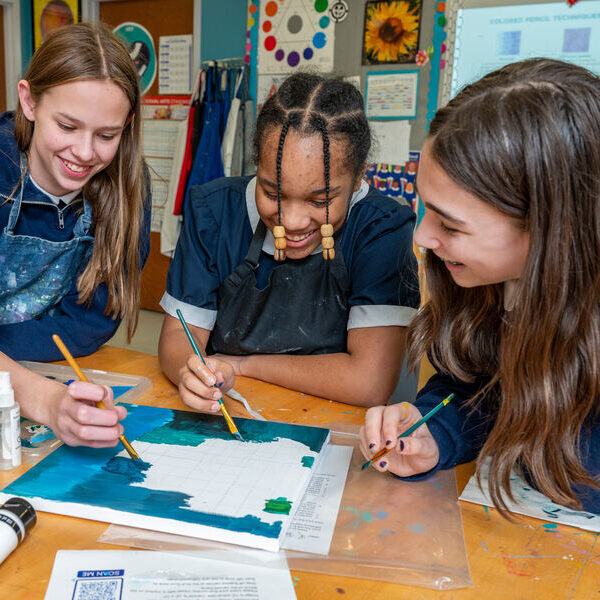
201 0 247 62
331 1 438 151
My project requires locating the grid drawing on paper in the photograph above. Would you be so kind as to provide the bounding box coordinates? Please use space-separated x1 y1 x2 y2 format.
0 403 330 551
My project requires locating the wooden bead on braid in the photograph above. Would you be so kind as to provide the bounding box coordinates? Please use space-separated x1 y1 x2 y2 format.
273 225 286 261
321 223 334 260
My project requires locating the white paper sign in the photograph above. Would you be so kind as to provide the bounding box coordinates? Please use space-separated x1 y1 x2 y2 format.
159 34 192 94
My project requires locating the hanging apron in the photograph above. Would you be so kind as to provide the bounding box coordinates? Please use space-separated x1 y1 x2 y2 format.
184 65 225 212
0 161 94 324
209 221 351 356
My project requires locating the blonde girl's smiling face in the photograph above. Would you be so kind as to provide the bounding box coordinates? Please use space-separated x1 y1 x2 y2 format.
18 78 131 196
414 141 530 288
255 127 361 260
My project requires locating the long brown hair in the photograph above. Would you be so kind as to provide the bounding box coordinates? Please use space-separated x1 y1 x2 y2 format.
408 59 600 511
15 21 147 340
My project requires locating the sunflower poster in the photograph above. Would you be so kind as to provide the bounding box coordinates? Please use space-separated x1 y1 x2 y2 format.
363 0 423 65
33 0 79 50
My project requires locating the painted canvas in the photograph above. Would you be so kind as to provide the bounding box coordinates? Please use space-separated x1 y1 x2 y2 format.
362 1 423 65
0 403 330 551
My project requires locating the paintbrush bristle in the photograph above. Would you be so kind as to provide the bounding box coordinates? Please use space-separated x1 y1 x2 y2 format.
233 431 245 442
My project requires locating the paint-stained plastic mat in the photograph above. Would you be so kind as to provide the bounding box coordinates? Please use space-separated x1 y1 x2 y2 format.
99 431 472 590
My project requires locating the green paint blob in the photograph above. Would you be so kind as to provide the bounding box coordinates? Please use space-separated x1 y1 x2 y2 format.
362 511 374 523
315 0 328 13
264 497 292 515
301 456 315 468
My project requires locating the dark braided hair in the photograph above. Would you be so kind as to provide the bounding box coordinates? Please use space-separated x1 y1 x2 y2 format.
275 118 292 226
254 72 371 227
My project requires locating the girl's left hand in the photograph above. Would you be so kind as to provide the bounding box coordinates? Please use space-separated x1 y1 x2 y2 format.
359 403 440 477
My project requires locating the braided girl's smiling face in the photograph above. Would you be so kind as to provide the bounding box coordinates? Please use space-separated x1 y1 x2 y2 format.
256 127 361 260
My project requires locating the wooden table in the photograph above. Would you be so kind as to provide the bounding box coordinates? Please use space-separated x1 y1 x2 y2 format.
1 346 598 599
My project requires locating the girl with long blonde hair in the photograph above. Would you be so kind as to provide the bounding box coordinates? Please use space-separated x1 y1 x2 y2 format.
0 22 150 447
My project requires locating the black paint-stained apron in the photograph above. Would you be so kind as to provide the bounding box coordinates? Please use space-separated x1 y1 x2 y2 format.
209 221 351 356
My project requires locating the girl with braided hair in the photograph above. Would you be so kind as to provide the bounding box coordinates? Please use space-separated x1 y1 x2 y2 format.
159 72 420 412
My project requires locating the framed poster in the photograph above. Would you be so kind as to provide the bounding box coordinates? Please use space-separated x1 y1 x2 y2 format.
362 0 423 65
365 70 419 119
33 0 80 50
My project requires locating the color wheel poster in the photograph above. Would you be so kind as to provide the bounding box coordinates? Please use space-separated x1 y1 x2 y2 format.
259 0 335 74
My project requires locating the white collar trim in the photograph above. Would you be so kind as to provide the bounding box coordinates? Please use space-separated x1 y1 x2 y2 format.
245 177 369 255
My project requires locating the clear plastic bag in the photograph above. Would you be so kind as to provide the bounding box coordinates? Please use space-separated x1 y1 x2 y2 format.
100 431 472 590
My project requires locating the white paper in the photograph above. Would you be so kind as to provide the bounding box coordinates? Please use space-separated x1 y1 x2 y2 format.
283 444 353 554
369 120 411 166
365 71 419 119
44 550 297 600
460 457 600 532
159 35 192 95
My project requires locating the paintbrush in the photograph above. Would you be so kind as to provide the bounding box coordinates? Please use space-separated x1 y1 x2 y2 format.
175 309 245 442
52 334 142 461
361 393 455 470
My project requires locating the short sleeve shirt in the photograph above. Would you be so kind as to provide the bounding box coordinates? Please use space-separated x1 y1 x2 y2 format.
161 176 420 334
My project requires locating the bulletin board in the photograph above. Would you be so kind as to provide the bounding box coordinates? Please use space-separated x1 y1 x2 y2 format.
249 0 448 154
99 0 193 97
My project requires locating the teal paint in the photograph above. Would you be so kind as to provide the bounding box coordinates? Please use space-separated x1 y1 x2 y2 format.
378 529 396 537
344 506 360 517
408 524 426 535
102 457 152 482
21 1 33 72
3 403 328 542
361 511 374 523
201 0 247 62
301 456 314 468
543 523 558 530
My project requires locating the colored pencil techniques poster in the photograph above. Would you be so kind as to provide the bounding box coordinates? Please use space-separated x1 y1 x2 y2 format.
0 403 330 551
363 0 423 65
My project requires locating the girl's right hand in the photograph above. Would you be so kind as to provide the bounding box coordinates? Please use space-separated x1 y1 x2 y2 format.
359 403 441 476
178 353 235 413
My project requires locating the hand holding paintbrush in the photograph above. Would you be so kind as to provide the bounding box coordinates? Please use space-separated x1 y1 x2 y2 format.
176 310 245 442
360 394 454 473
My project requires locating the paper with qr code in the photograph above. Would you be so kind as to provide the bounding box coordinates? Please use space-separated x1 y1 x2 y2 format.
44 550 296 599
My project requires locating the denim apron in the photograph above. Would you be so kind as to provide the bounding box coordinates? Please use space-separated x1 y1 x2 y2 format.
209 221 351 356
0 162 94 324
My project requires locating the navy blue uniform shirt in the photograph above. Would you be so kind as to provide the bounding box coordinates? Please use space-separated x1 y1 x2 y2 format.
161 176 420 338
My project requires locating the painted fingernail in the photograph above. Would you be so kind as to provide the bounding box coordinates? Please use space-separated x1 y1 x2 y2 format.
210 403 220 412
369 442 375 450
217 382 223 388
386 439 393 447
379 461 387 468
399 440 405 452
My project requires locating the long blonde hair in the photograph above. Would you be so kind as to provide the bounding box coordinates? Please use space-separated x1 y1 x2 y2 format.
409 59 600 512
15 21 147 340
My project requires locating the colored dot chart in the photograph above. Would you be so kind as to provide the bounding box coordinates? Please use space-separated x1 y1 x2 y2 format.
257 0 335 74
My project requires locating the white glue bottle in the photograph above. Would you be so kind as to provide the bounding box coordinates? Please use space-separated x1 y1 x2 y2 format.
0 497 36 564
0 371 21 470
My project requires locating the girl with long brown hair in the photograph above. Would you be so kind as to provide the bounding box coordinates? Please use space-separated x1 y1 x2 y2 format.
0 22 150 447
360 58 600 513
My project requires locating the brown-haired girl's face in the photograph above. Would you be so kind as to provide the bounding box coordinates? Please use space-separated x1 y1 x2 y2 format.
414 142 530 288
18 79 131 196
255 128 361 260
